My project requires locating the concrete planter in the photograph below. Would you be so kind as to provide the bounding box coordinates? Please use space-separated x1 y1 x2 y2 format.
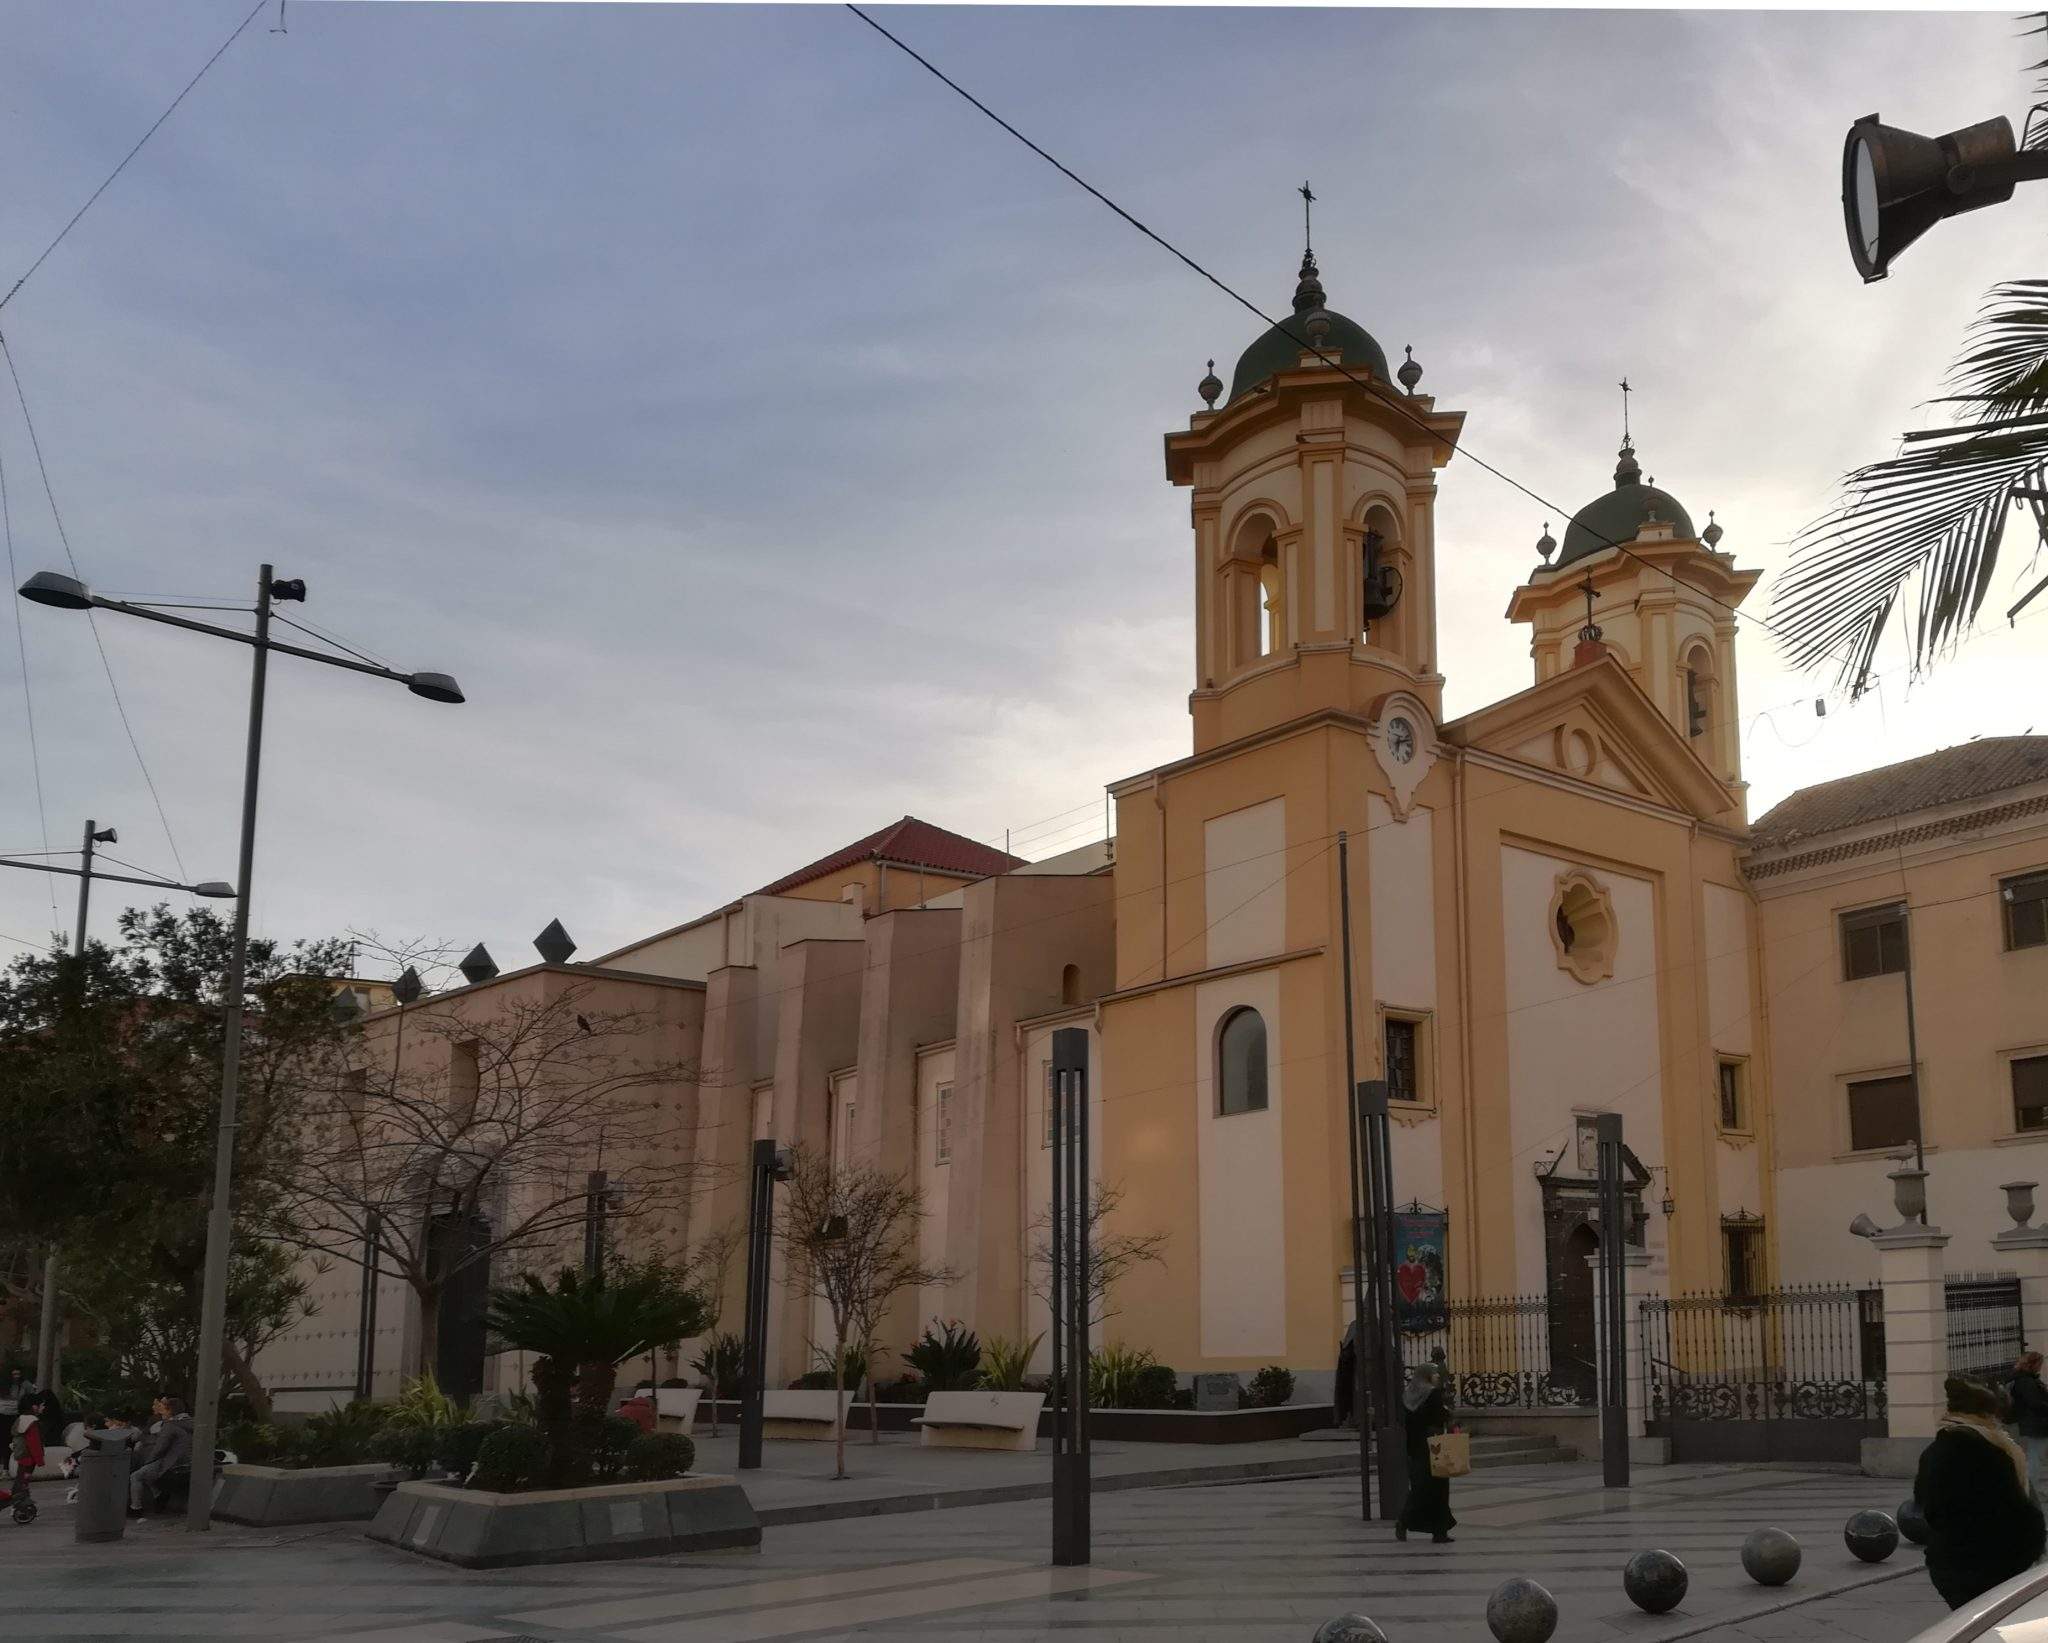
1038 1403 1336 1444
366 1474 760 1568
761 1389 852 1440
653 1387 702 1430
214 1463 403 1526
916 1390 1047 1452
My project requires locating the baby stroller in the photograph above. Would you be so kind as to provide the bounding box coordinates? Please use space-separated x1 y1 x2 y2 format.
3 1414 43 1525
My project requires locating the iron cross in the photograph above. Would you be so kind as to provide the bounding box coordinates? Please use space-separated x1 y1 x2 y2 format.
1619 376 1632 443
1300 181 1315 251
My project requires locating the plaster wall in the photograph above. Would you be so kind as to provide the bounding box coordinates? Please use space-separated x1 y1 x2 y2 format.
916 1044 958 1329
1369 794 1444 1208
1193 970 1287 1357
1206 797 1288 968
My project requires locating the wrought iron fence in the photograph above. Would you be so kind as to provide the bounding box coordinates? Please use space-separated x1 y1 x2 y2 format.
1397 1293 1593 1410
1946 1274 2025 1386
1642 1286 1883 1424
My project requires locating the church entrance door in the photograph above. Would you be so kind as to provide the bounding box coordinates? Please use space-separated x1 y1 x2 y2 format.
1548 1222 1599 1404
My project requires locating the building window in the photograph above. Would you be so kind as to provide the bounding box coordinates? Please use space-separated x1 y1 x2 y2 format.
1723 1221 1764 1301
2015 1055 2048 1134
1257 563 1281 656
1385 1017 1421 1102
2005 871 2048 952
1847 1073 1919 1153
1717 1058 1747 1131
1550 871 1619 985
449 1040 480 1122
1061 963 1082 1007
1841 904 1908 980
935 1084 952 1164
1217 1006 1268 1116
1682 647 1711 740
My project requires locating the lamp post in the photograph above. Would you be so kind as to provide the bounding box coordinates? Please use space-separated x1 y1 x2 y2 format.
17 564 463 1531
2 823 235 1394
737 1141 793 1470
1843 111 2048 281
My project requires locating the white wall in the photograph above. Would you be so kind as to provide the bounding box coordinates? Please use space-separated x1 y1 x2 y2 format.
1779 1146 2038 1290
1499 845 1668 1291
1193 971 1287 1358
1370 795 1444 1208
1205 798 1287 968
916 1046 956 1327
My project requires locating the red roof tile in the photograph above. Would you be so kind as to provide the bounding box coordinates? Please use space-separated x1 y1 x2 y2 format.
1750 736 2048 849
756 816 1023 897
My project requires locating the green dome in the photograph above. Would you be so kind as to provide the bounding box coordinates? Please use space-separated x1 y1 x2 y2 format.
1555 444 1695 568
1227 251 1391 405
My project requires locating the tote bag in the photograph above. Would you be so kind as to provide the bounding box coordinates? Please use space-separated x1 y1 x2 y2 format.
1427 1430 1471 1479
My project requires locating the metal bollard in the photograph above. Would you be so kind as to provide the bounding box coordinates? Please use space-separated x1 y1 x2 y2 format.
74 1435 131 1543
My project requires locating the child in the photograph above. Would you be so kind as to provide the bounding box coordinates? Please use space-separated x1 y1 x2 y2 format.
4 1406 45 1512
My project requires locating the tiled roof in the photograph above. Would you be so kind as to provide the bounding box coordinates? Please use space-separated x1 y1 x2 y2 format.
756 816 1024 897
1749 736 2048 850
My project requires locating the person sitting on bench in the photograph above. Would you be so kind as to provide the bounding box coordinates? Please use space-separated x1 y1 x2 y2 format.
129 1396 192 1516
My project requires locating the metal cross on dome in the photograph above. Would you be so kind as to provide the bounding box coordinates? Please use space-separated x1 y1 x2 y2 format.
1579 572 1604 644
1300 181 1315 254
1619 376 1632 444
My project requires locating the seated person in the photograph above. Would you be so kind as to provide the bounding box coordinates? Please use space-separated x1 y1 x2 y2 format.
129 1396 193 1516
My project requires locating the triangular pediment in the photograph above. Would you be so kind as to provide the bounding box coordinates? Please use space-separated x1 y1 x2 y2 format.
1446 656 1739 825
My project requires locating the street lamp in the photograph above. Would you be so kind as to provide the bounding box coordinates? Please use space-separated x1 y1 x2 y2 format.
17 563 463 1531
1 819 235 1396
1843 112 2048 282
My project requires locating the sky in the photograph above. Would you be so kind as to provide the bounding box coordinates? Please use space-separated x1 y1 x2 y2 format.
1 2 2043 973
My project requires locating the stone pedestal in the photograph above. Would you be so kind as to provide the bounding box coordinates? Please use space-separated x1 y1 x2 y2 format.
1991 1224 2048 1348
1590 1249 1654 1451
1861 1223 1950 1478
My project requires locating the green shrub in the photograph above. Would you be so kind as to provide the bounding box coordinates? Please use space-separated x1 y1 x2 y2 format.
1242 1365 1295 1409
385 1371 459 1429
292 1400 390 1467
371 1422 442 1478
1128 1364 1179 1410
871 1376 929 1405
221 1419 292 1464
789 1369 839 1391
979 1333 1042 1392
472 1423 548 1492
1088 1343 1155 1408
907 1320 982 1392
621 1431 695 1482
592 1413 640 1482
811 1342 869 1388
437 1420 502 1479
692 1332 744 1400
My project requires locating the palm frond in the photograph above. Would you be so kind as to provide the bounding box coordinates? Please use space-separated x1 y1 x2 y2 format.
1941 282 2048 422
1776 419 2047 688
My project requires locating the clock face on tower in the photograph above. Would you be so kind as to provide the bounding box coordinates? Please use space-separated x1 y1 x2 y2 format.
1387 716 1416 764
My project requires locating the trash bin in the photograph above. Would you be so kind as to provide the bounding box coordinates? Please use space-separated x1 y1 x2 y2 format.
74 1435 130 1544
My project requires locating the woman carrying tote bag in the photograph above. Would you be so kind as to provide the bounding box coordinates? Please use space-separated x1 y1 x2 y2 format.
1394 1361 1459 1544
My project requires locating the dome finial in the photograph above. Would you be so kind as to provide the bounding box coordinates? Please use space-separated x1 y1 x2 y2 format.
1293 247 1326 316
1198 358 1222 409
1536 521 1557 564
1614 439 1641 489
1702 509 1724 548
1398 345 1423 395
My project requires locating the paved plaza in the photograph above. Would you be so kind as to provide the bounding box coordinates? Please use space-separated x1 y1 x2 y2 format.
1 1460 1955 1643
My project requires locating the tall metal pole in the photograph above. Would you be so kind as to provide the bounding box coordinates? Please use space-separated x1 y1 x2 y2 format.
1359 1079 1405 1518
32 819 98 1395
186 565 274 1531
354 1210 381 1401
1596 1112 1630 1488
738 1139 777 1470
1051 1025 1090 1565
1901 904 1927 1182
1335 832 1372 1520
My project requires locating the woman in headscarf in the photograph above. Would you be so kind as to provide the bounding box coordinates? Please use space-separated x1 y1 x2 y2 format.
1916 1375 2047 1609
1393 1361 1455 1544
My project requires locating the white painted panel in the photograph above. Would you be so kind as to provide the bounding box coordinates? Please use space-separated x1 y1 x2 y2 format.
1777 1145 2041 1290
1206 798 1287 969
1717 1136 1763 1219
1368 796 1436 1010
1313 462 1336 632
1499 846 1665 1292
917 1048 956 1323
1195 973 1285 1357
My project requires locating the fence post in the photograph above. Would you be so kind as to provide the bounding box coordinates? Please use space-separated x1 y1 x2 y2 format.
1993 1182 2048 1350
1863 1221 1951 1478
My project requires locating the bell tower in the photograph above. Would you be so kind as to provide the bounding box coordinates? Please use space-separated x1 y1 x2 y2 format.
1164 244 1464 755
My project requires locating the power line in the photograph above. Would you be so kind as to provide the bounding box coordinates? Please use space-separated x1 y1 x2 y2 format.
0 426 60 926
0 329 189 879
0 0 269 314
843 5 1836 663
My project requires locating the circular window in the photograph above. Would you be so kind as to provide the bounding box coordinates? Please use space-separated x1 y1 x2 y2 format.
1550 872 1618 984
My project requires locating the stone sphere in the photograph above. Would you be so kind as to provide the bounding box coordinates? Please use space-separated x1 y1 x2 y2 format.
1741 1527 1802 1586
1312 1617 1389 1643
1898 1498 1931 1545
1845 1510 1900 1563
1486 1577 1559 1643
1622 1548 1689 1614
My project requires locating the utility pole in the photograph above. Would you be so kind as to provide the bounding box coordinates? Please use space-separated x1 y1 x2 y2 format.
1336 832 1372 1520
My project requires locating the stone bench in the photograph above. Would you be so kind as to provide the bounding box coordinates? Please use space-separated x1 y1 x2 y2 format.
367 1473 759 1567
761 1389 849 1441
653 1387 702 1432
913 1390 1046 1453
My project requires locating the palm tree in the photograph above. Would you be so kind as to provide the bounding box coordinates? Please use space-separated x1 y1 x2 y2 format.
485 1262 710 1419
1778 31 2048 692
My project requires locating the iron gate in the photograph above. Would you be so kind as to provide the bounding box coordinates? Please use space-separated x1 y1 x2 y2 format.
1643 1287 1884 1463
1946 1275 2025 1385
1399 1294 1593 1410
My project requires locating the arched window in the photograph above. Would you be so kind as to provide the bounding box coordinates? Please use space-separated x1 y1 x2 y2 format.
1060 964 1081 1007
1682 645 1712 740
1217 1006 1268 1116
1258 563 1281 656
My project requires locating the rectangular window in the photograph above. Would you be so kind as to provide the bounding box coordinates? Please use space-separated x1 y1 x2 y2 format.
2005 871 2048 952
1723 1223 1763 1301
2014 1055 2048 1134
936 1083 953 1164
449 1040 480 1123
1385 1017 1420 1102
1847 1073 1919 1153
1841 904 1908 980
1717 1059 1746 1131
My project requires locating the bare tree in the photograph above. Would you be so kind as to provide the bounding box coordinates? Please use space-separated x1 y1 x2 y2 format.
282 985 710 1380
1029 1178 1168 1330
773 1145 953 1479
